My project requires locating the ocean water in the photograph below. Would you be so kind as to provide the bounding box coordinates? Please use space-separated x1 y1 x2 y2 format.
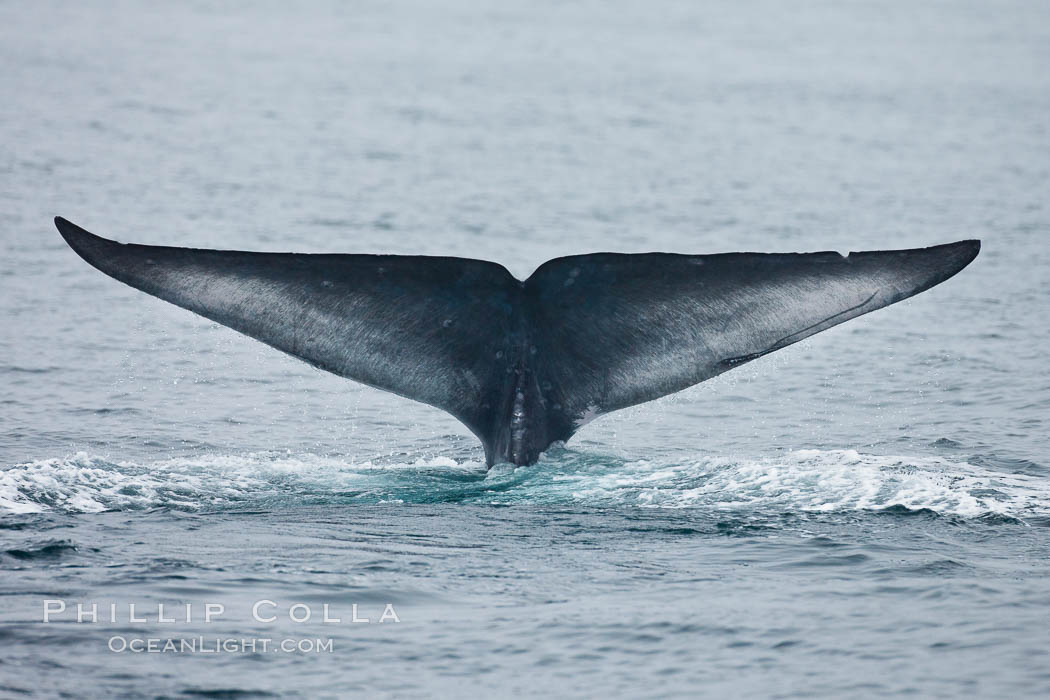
2 1 1049 697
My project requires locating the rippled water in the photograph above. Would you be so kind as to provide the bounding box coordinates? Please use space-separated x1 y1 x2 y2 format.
2 0 1049 697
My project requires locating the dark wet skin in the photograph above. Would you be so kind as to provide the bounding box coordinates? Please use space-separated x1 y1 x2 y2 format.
55 216 979 467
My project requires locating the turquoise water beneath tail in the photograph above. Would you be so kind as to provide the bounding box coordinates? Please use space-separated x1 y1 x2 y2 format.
2 0 1049 697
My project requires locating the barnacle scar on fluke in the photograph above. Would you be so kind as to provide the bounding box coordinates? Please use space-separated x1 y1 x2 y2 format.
55 216 979 468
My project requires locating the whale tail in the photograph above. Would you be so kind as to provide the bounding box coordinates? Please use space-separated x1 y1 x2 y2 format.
55 216 979 466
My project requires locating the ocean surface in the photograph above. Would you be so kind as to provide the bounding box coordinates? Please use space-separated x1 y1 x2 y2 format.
2 1 1049 697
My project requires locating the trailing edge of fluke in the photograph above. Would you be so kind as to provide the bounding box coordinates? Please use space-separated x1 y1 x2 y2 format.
54 216 980 467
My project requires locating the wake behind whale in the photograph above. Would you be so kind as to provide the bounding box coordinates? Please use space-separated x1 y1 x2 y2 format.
54 217 979 467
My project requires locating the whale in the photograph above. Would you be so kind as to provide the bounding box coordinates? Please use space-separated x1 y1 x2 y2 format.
55 216 979 467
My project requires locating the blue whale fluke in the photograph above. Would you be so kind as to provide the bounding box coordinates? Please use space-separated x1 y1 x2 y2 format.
55 216 979 467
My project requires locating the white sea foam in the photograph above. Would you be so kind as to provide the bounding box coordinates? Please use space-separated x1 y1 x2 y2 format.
0 451 480 514
1 449 1046 519
545 449 1050 517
